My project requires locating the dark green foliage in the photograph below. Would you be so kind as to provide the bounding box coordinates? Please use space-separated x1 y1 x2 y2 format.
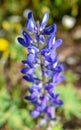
0 88 34 130
55 72 81 120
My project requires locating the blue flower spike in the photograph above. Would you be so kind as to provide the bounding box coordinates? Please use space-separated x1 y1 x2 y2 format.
18 11 64 119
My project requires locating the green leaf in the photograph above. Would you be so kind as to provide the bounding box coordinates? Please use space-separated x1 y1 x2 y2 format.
55 83 81 120
0 112 6 126
8 110 23 130
65 71 77 83
52 123 63 130
20 109 34 127
0 88 11 111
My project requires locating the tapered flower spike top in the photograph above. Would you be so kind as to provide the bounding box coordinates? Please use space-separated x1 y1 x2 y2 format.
18 11 65 119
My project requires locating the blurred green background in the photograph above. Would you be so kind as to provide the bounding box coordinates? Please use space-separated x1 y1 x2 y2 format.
0 0 81 130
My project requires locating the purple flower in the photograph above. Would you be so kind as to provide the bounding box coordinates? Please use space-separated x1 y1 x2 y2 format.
18 11 64 119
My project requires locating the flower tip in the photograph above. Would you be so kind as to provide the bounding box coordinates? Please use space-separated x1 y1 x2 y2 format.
24 96 32 101
28 11 33 19
53 24 57 33
22 30 26 36
21 68 26 74
44 12 49 18
61 100 64 105
58 100 64 105
58 39 63 43
40 12 49 30
31 110 40 118
17 37 26 47
17 37 23 44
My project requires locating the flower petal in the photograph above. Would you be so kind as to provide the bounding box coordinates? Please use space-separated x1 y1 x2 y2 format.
45 84 54 91
17 37 26 47
42 24 56 35
55 65 64 72
46 106 53 119
46 34 55 49
31 110 40 117
22 31 32 45
40 12 49 31
28 44 39 53
57 75 65 83
21 67 33 74
54 99 64 105
23 75 34 82
54 39 62 49
26 11 36 32
21 67 29 74
25 96 32 101
22 60 34 68
18 31 32 47
27 53 35 62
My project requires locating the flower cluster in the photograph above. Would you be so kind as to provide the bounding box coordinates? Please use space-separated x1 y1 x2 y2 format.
18 11 65 119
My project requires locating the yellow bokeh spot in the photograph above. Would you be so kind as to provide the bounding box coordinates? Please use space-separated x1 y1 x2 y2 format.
5 112 11 118
0 38 9 54
41 6 50 14
2 21 11 30
64 104 71 110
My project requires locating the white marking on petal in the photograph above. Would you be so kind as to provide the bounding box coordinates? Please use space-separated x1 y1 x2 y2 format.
53 62 58 68
31 49 35 54
52 37 55 45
